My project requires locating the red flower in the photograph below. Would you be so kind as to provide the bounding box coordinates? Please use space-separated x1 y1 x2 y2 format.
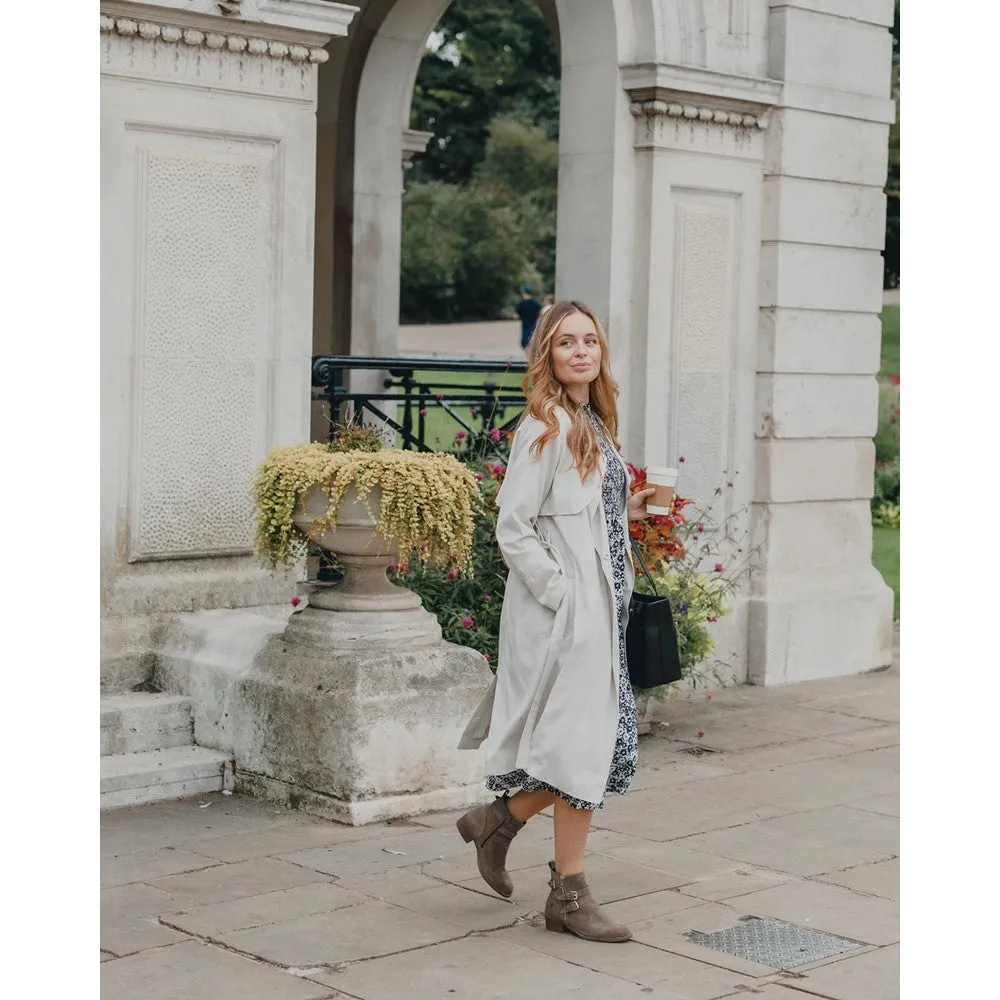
419 408 427 417
678 456 686 463
887 374 900 386
446 567 459 581
489 428 502 443
474 472 484 481
435 393 444 400
455 430 467 442
484 594 492 601
714 563 724 573
290 596 302 607
707 616 718 623
461 615 474 629
696 730 706 739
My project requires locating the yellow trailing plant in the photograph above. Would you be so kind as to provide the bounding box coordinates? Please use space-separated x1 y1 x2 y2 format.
251 443 483 571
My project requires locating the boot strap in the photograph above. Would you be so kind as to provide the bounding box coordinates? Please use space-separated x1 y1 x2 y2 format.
557 888 580 913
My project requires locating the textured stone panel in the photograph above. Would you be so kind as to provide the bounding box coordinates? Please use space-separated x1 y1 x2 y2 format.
756 373 878 439
129 137 274 561
672 194 738 512
758 309 882 375
762 176 887 249
760 243 884 313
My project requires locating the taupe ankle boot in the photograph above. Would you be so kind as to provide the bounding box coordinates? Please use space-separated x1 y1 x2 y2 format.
455 795 525 898
544 861 632 942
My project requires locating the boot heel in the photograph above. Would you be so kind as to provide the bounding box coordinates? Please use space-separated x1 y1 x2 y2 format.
456 816 475 844
544 916 566 933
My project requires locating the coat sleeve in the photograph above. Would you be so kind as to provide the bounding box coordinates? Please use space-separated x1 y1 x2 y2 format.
495 413 568 612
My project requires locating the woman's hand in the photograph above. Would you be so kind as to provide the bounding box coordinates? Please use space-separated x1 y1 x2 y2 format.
627 487 656 522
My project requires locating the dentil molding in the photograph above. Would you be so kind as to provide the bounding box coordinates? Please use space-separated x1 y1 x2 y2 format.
100 14 330 64
629 99 769 131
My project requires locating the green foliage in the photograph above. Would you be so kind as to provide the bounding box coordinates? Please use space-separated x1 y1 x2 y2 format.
409 0 559 186
879 306 899 379
872 525 900 620
400 118 558 322
392 470 508 665
884 1 900 287
874 380 900 466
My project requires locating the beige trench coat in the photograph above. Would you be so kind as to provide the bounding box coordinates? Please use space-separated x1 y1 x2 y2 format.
458 407 634 805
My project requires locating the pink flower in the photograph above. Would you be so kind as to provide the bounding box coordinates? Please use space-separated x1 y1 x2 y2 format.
455 430 467 442
698 523 705 532
484 594 492 602
696 730 706 739
290 596 302 607
678 456 686 463
492 463 506 476
446 567 459 581
471 408 478 417
387 563 397 573
489 428 502 443
705 693 713 701
707 615 718 623
419 408 427 417
714 563 723 573
475 472 484 481
483 653 490 661
435 393 444 400
461 615 474 629
888 374 900 386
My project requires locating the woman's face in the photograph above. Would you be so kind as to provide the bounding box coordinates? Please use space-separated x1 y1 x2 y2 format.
550 311 602 392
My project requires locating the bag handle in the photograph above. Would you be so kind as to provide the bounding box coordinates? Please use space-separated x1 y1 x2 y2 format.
629 534 659 597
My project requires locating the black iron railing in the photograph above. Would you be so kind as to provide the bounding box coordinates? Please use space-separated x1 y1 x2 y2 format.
311 355 528 460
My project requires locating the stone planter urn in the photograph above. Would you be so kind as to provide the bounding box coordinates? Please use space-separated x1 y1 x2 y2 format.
292 484 420 613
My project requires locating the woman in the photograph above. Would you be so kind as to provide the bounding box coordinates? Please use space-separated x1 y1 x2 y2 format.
457 300 655 943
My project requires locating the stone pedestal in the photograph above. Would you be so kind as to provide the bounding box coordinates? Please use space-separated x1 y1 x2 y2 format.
234 605 493 824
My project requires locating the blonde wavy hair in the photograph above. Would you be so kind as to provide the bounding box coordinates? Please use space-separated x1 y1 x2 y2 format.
522 299 621 482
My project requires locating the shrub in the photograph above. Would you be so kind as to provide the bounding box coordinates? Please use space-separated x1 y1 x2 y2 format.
875 377 900 466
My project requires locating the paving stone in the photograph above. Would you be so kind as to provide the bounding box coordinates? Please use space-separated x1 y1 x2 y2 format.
601 889 704 925
102 848 221 887
100 939 332 1000
592 839 745 881
162 881 368 936
150 857 324 906
794 942 899 999
802 690 899 724
718 706 880 740
280 827 470 877
594 783 790 841
814 857 899 901
102 882 176 919
849 793 899 817
101 914 191 957
174 820 402 863
711 738 856 772
387 882 532 931
312 934 690 999
628 756 741 791
676 867 793 902
825 724 900 750
651 719 788 751
101 795 300 857
493 923 757 997
732 879 898 946
216 899 463 966
334 866 448 897
677 805 898 877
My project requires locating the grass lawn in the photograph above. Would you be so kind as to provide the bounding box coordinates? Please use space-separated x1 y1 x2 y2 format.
390 368 526 452
879 305 899 380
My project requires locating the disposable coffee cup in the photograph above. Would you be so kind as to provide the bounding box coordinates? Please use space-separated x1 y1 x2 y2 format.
645 466 678 515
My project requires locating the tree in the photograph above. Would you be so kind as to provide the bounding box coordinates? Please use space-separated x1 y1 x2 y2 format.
883 1 900 288
409 0 559 186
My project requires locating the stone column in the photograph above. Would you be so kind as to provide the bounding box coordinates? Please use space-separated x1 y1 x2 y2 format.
100 0 357 687
748 0 896 683
623 65 780 685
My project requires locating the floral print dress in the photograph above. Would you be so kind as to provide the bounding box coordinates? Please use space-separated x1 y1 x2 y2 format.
486 405 638 810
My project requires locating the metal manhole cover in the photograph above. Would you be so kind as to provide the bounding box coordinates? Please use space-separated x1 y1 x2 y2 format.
678 745 720 756
687 917 863 968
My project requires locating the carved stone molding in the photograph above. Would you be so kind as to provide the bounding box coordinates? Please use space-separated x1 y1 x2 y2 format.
630 99 768 131
100 14 330 64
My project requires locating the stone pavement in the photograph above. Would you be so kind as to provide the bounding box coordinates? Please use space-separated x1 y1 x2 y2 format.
101 656 899 1000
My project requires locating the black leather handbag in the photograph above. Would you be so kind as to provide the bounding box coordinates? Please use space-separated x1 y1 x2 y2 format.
626 537 683 689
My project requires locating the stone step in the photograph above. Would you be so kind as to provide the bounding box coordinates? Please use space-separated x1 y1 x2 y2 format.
101 693 194 756
100 746 234 810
